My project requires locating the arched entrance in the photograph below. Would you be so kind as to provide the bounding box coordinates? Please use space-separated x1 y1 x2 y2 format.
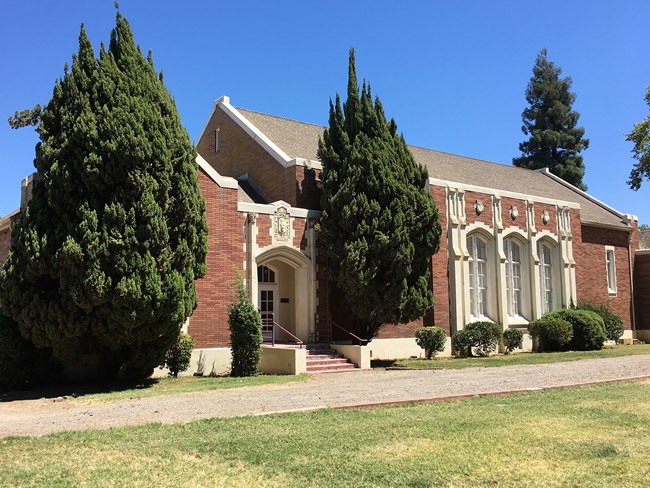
254 246 314 343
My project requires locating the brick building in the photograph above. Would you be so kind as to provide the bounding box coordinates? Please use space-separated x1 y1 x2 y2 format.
1 96 647 373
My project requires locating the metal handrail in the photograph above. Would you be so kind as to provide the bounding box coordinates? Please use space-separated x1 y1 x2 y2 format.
330 320 369 345
261 312 304 348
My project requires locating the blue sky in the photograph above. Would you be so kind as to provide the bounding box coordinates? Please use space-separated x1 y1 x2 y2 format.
2 1 649 225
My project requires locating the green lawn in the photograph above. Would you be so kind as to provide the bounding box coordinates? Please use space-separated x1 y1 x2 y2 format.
71 374 310 404
1 381 649 487
373 343 650 370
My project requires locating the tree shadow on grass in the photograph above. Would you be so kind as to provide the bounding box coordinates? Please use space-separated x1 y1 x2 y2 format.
0 378 160 403
370 359 400 368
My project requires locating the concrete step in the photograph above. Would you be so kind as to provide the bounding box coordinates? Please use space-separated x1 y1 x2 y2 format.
306 358 351 367
305 353 345 360
306 362 358 373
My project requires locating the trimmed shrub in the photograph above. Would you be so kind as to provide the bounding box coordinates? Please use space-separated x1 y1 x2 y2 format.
453 321 501 357
160 332 194 377
545 309 606 351
229 277 263 377
415 327 447 359
577 300 625 342
527 317 573 352
502 328 524 354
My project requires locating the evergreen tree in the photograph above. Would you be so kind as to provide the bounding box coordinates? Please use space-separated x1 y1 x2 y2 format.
318 49 441 340
0 12 207 380
513 49 589 190
626 84 650 190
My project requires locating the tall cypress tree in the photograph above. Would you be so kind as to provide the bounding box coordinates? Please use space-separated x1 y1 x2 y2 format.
513 49 589 190
318 49 441 340
0 12 207 380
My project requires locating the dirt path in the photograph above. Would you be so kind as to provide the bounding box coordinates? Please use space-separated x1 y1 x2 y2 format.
1 355 649 437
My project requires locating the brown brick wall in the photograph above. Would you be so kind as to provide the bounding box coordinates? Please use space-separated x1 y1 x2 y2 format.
575 222 634 330
293 217 308 250
190 169 246 348
431 185 450 334
634 252 650 330
197 105 298 206
296 166 321 210
0 227 11 265
500 196 527 231
256 214 272 248
464 190 493 228
535 202 557 232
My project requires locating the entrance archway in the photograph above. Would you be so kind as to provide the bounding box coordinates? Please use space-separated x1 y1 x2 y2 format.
254 246 313 343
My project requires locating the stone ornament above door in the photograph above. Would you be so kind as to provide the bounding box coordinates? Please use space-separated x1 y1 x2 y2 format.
273 207 290 242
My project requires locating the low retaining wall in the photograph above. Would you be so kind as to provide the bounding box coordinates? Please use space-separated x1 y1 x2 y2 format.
258 345 307 375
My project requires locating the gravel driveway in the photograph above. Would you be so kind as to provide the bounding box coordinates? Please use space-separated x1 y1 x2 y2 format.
1 355 649 437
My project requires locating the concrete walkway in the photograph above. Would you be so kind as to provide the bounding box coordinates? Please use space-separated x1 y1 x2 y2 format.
1 354 649 437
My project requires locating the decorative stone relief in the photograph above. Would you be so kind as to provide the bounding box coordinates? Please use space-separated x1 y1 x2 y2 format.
474 199 484 215
273 207 290 242
510 205 518 220
541 210 549 225
247 212 258 224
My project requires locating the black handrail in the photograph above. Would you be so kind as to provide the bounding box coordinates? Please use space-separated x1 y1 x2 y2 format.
261 312 303 348
330 320 369 345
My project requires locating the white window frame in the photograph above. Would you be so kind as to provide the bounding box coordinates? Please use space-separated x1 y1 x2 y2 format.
538 241 554 314
504 238 524 318
467 234 490 320
605 246 617 295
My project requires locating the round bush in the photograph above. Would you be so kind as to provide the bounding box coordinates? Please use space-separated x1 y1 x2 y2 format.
160 331 194 377
545 309 606 351
415 326 447 359
502 328 524 354
453 321 501 357
527 317 573 352
577 301 624 342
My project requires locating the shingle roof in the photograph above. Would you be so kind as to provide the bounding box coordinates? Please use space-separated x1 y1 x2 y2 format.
234 107 628 229
640 229 650 249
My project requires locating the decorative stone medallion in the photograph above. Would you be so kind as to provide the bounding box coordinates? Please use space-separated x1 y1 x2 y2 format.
474 199 484 215
541 209 550 225
510 205 518 220
273 207 290 241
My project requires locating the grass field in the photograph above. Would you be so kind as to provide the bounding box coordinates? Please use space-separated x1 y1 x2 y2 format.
373 343 650 370
1 380 649 487
70 374 311 404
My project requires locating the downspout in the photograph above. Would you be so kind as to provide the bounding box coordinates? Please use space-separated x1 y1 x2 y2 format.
628 232 637 336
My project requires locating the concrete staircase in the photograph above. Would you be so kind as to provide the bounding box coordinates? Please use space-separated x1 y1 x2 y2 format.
306 344 358 373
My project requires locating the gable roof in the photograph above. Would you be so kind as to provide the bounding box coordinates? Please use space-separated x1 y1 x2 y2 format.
230 104 629 230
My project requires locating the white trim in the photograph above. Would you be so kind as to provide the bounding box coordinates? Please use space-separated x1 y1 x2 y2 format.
196 154 239 189
581 220 632 232
605 245 617 296
238 201 321 219
536 168 626 218
289 158 323 170
429 177 580 209
636 249 650 256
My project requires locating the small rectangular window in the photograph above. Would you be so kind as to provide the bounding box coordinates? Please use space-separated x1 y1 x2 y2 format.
605 246 616 295
215 128 221 153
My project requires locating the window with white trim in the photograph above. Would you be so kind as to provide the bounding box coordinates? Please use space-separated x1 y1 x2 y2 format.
504 238 524 318
606 247 616 294
467 234 489 319
538 242 554 313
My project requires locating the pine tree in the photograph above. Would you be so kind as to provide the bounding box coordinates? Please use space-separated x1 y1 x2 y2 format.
318 49 441 340
513 49 589 190
0 12 207 380
626 84 650 190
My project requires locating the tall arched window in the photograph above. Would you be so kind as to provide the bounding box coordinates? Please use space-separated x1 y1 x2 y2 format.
504 238 524 318
467 234 489 319
538 242 554 313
